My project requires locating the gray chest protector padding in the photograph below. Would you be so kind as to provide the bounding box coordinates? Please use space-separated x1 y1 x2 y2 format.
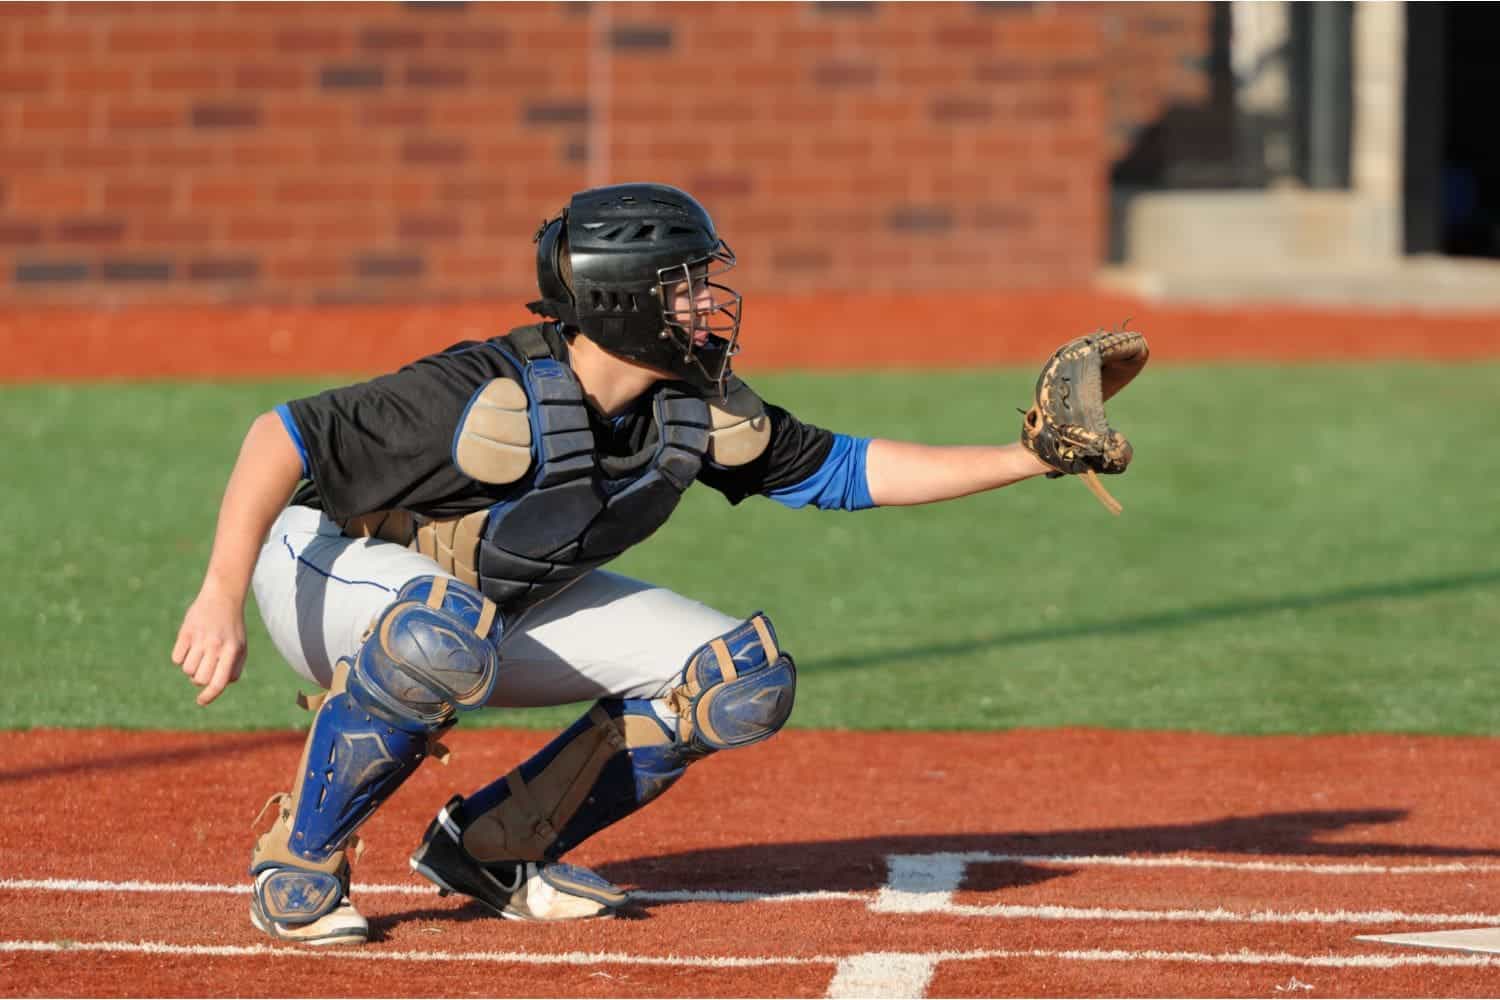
453 377 532 484
706 375 771 467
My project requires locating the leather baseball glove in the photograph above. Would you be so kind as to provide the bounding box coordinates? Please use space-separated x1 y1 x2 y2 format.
1020 329 1149 514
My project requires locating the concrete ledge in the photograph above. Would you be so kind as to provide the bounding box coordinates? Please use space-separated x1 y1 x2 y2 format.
1100 255 1500 310
1124 189 1403 273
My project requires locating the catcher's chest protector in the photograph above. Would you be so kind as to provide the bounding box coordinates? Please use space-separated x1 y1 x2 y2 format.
475 326 711 613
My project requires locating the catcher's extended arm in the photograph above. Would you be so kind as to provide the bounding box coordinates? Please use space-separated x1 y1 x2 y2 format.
1020 329 1149 514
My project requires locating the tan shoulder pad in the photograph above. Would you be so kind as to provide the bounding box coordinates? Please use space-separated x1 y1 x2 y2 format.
706 375 771 467
454 378 532 484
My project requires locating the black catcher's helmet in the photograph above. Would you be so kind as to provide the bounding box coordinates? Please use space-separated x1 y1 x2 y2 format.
528 183 742 395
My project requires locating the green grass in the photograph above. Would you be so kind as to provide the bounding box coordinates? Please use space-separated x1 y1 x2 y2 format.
3 363 1497 735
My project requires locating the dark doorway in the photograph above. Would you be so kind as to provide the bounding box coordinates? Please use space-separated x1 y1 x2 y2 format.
1405 3 1500 257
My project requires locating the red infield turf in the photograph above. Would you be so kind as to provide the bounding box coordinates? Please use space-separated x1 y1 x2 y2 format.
3 728 1500 997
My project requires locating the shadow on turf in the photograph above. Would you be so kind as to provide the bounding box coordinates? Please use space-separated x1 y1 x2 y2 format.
811 567 1500 671
583 807 1500 912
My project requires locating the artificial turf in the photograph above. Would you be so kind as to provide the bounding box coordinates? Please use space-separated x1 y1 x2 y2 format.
3 363 1496 734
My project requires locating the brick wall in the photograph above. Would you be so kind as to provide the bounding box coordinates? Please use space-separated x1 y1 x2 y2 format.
0 1 1212 306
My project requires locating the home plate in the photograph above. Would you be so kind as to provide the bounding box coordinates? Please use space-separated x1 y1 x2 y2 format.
1358 927 1500 954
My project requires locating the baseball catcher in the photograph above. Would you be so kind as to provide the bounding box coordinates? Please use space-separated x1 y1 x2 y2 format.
170 183 1149 946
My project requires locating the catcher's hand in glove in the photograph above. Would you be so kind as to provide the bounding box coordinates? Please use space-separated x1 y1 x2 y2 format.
1020 329 1149 514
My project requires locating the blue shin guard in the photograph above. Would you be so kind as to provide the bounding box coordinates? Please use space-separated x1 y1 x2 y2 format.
452 613 796 865
250 575 500 936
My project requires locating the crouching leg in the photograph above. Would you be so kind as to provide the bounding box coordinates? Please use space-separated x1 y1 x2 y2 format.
409 613 795 920
250 577 499 945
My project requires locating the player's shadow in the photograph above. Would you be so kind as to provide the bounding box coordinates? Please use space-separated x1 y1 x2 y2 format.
591 807 1500 912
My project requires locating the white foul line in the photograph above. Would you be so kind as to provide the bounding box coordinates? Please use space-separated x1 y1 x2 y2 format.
5 872 1497 926
2 938 1498 971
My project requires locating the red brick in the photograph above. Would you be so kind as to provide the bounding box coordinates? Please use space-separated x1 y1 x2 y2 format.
226 142 308 168
150 64 223 92
56 218 127 244
0 221 43 245
399 214 462 240
189 180 262 209
361 102 428 128
811 60 878 87
192 104 260 128
20 105 92 130
0 68 50 92
439 28 506 50
481 63 557 89
274 28 345 53
268 255 344 281
438 179 507 203
20 26 96 56
60 145 134 170
234 65 308 90
848 172 915 198
0 147 49 171
892 61 969 88
360 26 424 50
145 144 219 169
312 140 390 168
106 104 181 129
406 65 468 88
227 216 299 242
931 97 994 124
61 66 135 94
302 216 384 242
191 27 268 54
188 257 259 281
107 27 184 54
273 180 378 205
773 27 835 51
402 139 467 165
389 178 436 208
688 172 754 198
138 219 216 244
434 251 506 280
264 102 348 130
845 98 918 125
104 181 174 209
934 23 996 49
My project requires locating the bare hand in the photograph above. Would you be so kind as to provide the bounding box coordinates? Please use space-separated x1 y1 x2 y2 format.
171 583 247 706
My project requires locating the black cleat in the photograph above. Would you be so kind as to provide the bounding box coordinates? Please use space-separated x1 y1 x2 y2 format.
410 796 626 921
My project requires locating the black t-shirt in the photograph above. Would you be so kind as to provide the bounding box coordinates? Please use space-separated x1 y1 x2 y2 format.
285 325 835 521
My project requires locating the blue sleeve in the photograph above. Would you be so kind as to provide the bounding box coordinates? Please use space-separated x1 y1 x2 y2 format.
274 403 311 480
765 433 876 511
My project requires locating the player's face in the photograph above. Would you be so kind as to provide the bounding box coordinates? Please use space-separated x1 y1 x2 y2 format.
665 269 716 345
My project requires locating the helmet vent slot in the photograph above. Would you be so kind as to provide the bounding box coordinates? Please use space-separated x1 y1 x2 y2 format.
597 225 627 242
632 224 655 241
667 225 694 236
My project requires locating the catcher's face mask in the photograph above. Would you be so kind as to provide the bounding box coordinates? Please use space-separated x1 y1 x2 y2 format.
657 241 742 397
